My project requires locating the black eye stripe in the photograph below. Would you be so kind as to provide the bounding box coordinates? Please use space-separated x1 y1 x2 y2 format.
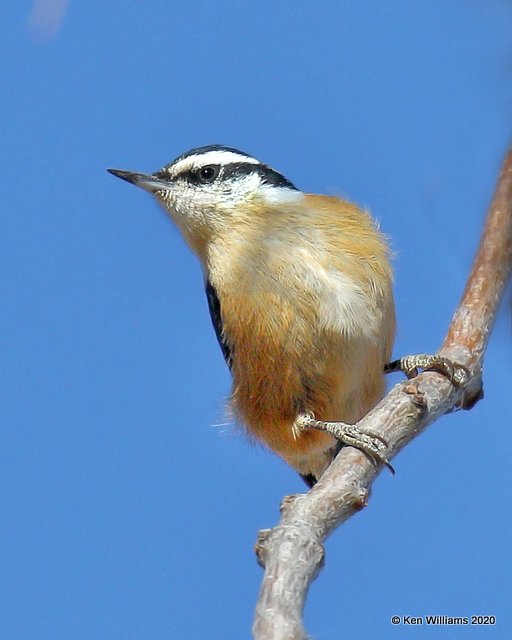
171 162 297 190
182 166 219 185
221 163 297 189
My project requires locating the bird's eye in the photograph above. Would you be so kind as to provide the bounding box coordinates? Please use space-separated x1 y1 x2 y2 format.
198 165 219 183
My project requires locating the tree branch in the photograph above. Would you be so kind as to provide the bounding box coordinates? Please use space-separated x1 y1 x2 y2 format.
253 149 512 640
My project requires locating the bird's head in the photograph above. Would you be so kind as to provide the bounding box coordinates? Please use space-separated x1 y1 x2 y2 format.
108 145 302 255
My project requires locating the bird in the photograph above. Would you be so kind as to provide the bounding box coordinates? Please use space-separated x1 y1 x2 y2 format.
108 145 396 486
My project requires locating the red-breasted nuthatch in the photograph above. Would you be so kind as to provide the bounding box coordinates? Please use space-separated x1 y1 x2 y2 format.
108 145 396 486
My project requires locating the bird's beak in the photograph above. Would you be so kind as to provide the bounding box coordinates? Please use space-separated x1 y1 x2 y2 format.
107 168 170 193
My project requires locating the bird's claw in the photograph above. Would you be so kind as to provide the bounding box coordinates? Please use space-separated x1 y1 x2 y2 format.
294 412 395 475
385 354 470 387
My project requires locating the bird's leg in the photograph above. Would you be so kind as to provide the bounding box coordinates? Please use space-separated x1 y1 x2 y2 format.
384 354 470 387
294 413 395 474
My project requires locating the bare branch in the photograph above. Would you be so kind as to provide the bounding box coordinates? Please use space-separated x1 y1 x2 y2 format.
253 149 512 640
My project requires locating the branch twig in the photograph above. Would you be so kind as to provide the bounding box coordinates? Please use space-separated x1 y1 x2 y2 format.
253 149 512 640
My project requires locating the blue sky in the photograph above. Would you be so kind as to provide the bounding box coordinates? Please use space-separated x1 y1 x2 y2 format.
1 2 511 638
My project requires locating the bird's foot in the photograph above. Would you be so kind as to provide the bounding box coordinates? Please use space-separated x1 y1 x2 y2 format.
384 353 470 387
294 413 395 475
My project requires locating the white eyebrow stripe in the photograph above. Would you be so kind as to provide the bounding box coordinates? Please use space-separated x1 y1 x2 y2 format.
171 150 261 174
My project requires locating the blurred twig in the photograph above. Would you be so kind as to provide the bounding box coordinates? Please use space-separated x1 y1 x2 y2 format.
27 0 68 41
253 148 512 640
